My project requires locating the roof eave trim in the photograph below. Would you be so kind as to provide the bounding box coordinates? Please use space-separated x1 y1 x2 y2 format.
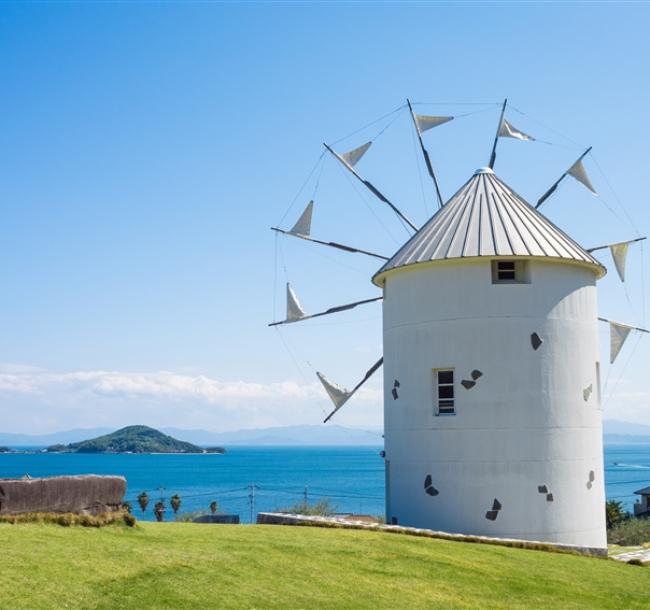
372 255 607 287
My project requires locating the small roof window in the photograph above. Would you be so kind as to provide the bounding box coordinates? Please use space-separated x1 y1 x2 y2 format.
492 260 530 284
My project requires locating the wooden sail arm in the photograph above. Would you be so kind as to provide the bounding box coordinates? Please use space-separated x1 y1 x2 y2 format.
587 237 647 253
268 296 382 327
270 227 389 261
323 142 418 232
323 357 384 423
406 98 444 209
536 147 592 209
488 98 508 170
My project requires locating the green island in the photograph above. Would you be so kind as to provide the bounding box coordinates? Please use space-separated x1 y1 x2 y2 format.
45 425 225 454
1 521 649 609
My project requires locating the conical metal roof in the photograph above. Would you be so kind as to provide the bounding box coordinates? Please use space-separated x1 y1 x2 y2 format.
373 168 605 285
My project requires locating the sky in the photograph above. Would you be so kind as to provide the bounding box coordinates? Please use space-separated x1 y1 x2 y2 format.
1 2 649 434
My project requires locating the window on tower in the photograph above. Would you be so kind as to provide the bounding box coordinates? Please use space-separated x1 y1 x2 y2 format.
491 260 529 284
434 368 455 415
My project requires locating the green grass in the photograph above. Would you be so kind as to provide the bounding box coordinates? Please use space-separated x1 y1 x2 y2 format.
2 522 650 609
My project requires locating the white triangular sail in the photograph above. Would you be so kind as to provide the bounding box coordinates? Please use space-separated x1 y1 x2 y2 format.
286 283 306 322
316 371 352 410
567 158 597 195
289 201 313 237
498 118 535 141
340 141 372 168
610 242 630 282
414 113 453 134
610 321 633 363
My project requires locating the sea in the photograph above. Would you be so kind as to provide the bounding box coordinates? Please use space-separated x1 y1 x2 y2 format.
1 445 649 523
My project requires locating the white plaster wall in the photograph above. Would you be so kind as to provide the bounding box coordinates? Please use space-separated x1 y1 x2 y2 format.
381 258 606 549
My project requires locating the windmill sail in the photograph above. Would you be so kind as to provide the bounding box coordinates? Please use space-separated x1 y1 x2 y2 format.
599 317 649 363
610 242 630 282
609 321 633 364
340 142 372 168
536 147 593 208
498 118 535 141
317 372 352 410
587 237 646 282
567 158 597 195
286 283 306 322
289 201 313 237
320 357 384 423
413 113 453 134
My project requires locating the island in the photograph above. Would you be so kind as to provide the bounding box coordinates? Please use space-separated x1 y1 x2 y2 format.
0 446 12 453
45 425 226 454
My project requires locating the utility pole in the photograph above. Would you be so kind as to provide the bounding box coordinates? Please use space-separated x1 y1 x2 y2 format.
249 483 256 524
303 485 308 510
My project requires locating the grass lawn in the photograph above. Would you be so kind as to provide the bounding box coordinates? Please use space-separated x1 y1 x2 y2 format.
2 521 650 609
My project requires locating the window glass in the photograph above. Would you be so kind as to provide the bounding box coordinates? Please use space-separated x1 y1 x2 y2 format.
434 368 455 415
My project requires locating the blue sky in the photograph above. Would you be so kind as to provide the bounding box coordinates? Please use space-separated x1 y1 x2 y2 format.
1 2 649 433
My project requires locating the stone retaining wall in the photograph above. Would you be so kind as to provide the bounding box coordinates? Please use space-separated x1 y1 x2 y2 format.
256 512 608 558
0 475 126 516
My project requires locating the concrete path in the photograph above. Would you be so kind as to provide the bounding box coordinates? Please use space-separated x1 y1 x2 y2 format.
611 548 650 563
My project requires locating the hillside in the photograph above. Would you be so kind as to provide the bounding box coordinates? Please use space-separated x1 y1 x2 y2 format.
1 522 649 609
45 425 223 454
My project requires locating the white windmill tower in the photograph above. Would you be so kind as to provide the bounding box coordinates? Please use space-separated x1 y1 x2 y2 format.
271 99 647 553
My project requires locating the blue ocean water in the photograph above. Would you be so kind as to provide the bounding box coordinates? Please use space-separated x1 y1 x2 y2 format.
0 447 385 522
1 444 648 522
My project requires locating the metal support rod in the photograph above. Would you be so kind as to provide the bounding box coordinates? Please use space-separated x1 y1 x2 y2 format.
406 98 444 209
598 317 649 333
323 357 384 423
269 296 383 327
488 98 508 169
323 142 418 232
536 146 592 209
270 227 389 261
249 483 256 524
587 237 647 253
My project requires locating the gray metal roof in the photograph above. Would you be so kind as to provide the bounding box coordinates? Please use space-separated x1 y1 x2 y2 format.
373 167 605 284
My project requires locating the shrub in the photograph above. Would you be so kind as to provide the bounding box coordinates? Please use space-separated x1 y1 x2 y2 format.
0 510 135 528
606 500 627 529
175 511 208 523
278 499 338 516
153 501 165 522
608 517 650 546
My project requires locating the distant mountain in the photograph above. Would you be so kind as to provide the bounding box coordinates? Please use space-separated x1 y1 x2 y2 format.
45 425 223 454
603 420 650 436
0 425 382 447
0 428 112 447
4 421 650 448
161 425 383 446
603 420 650 444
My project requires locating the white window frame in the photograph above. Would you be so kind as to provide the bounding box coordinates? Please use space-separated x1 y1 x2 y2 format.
433 368 455 416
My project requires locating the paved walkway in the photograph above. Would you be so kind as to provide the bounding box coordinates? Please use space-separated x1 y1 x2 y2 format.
611 548 650 563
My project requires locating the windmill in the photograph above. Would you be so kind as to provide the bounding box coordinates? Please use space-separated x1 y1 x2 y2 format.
270 99 647 552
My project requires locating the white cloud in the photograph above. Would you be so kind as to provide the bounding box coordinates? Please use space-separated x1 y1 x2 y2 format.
0 365 383 433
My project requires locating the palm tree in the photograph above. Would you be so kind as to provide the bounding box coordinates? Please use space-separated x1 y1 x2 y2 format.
153 500 165 522
137 492 149 514
210 500 218 515
606 499 625 529
170 494 181 515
